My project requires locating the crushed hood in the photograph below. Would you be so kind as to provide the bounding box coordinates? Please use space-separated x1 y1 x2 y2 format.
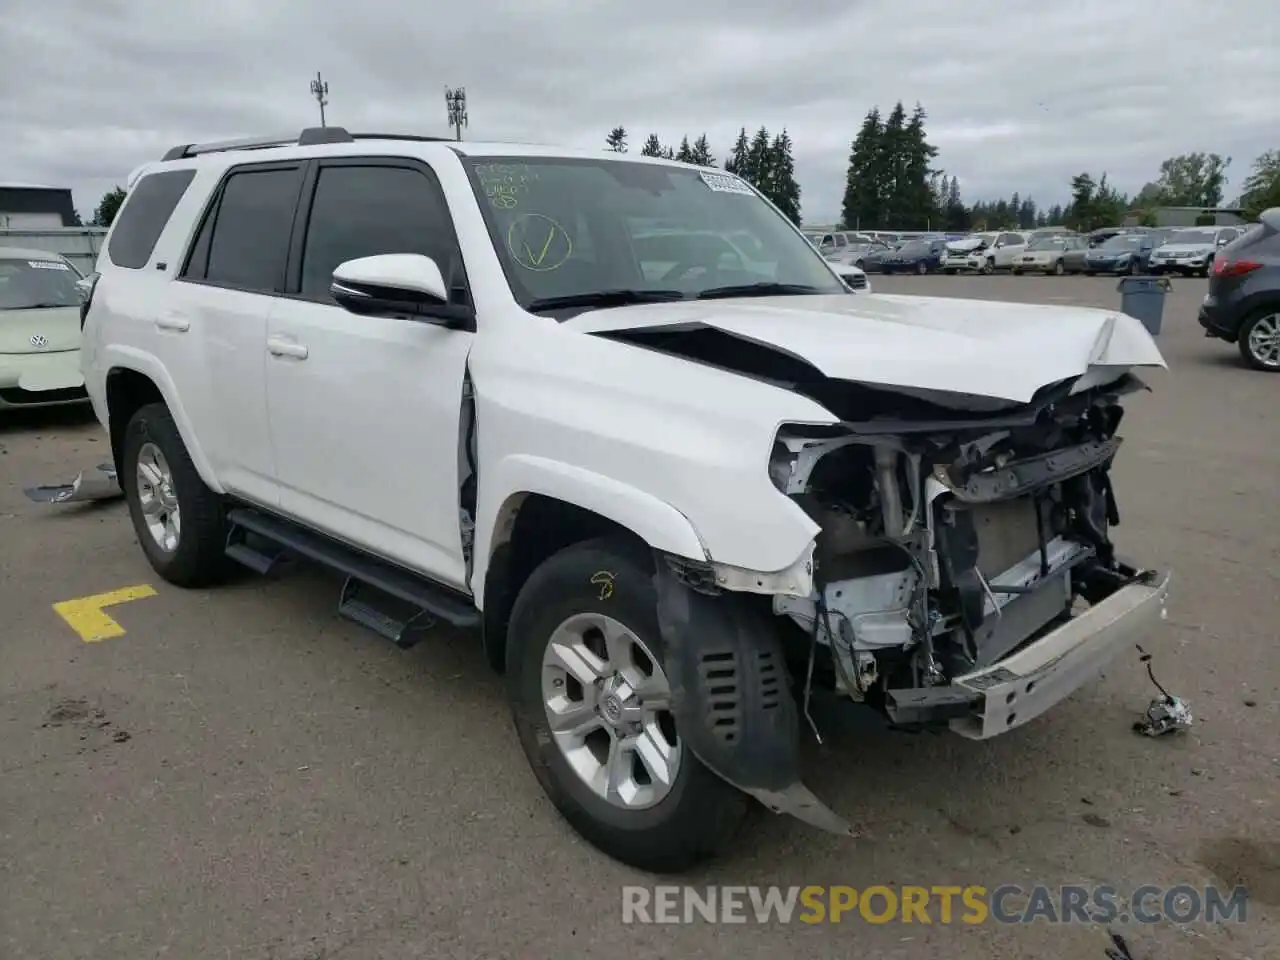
0 307 81 354
1154 243 1213 255
565 293 1166 404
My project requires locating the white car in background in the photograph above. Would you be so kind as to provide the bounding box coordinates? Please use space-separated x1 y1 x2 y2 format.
942 233 997 274
987 231 1032 271
826 257 871 291
0 247 89 410
1149 225 1243 277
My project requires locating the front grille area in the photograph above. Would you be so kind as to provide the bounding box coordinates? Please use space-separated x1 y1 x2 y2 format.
846 274 868 289
0 386 88 405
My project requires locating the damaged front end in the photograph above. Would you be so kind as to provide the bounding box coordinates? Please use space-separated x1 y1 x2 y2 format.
654 371 1170 835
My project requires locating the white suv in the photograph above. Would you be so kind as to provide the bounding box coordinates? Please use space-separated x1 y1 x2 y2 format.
81 127 1172 873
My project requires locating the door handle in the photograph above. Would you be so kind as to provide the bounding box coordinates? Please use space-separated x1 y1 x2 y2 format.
267 337 308 360
155 314 190 332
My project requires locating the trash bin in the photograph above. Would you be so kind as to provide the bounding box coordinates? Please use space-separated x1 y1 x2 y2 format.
1117 276 1172 336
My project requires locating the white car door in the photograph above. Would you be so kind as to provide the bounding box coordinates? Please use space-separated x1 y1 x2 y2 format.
170 161 309 507
264 158 475 590
993 232 1027 268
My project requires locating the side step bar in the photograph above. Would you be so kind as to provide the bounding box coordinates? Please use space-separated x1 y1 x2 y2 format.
224 507 480 648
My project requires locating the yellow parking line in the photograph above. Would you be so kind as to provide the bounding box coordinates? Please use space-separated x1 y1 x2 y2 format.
53 584 158 642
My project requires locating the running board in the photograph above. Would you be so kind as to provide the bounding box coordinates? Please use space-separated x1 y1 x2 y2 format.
224 508 480 645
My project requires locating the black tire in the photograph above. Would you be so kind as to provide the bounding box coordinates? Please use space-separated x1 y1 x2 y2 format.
507 536 748 872
1237 309 1280 372
916 261 928 276
1084 271 1095 276
121 402 232 587
1128 259 1141 276
982 258 995 275
1011 268 1022 276
1202 256 1214 278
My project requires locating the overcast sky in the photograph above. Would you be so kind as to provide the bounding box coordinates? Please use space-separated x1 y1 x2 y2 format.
3 0 1275 224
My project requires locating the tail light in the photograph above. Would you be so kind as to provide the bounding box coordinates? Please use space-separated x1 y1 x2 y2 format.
1212 259 1262 279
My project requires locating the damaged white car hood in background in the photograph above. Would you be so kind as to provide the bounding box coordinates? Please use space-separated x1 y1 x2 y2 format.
566 293 1166 404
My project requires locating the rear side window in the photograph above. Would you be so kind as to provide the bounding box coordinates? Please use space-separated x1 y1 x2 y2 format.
106 170 196 269
193 166 302 294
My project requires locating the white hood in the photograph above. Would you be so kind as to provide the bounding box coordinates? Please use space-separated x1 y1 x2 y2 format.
1154 243 1213 255
565 293 1166 404
946 237 986 253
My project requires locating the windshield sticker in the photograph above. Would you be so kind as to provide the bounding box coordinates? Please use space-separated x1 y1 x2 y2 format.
507 214 573 272
477 163 539 210
699 172 754 196
28 260 71 271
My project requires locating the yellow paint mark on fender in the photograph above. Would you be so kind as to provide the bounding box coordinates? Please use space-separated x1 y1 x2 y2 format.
53 584 157 642
591 570 616 600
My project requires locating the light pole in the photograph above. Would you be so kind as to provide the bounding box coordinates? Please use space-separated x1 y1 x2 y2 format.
310 72 330 128
445 86 468 141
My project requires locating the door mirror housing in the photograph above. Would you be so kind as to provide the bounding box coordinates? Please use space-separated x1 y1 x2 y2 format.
331 253 468 325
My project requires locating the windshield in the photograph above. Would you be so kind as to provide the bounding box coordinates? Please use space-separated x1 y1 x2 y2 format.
465 157 845 312
1100 234 1144 250
0 257 84 311
1169 229 1216 245
1027 237 1067 251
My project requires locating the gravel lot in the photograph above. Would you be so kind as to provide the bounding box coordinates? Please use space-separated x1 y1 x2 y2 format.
2 276 1276 959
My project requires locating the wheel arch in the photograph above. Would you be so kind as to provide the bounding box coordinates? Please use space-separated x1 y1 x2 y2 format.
103 353 222 494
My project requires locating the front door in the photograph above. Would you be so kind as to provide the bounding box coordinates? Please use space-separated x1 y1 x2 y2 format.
265 158 476 589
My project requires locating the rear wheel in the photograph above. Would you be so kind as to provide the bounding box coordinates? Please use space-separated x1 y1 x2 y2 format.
507 537 748 872
1238 309 1280 372
121 402 232 586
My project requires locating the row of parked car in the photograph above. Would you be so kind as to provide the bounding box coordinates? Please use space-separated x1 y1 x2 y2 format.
809 224 1252 279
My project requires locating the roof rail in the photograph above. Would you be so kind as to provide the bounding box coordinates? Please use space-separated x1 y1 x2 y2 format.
160 127 451 161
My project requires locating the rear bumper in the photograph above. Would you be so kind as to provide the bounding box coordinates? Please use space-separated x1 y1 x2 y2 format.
1198 296 1241 340
945 572 1170 739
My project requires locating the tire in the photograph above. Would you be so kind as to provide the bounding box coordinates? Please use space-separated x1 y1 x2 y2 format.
1053 260 1065 276
1237 309 1280 372
1084 271 1095 277
1202 256 1214 278
916 261 928 276
121 402 232 587
1128 259 1141 276
982 258 995 275
1011 268 1022 276
507 536 748 872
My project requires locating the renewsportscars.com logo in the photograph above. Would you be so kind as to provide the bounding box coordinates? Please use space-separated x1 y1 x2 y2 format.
621 884 1250 925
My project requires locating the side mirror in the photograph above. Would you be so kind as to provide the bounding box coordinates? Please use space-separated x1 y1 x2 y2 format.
331 253 464 324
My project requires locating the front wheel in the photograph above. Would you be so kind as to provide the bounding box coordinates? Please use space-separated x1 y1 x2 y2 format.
121 402 232 587
1238 310 1280 372
982 258 995 275
1053 260 1065 276
916 261 928 276
1129 259 1141 276
507 537 748 872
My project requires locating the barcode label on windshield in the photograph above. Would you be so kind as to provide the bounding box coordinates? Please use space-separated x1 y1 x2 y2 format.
28 260 70 270
699 172 754 196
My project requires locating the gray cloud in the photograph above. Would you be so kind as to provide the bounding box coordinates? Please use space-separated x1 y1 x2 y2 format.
3 0 1275 223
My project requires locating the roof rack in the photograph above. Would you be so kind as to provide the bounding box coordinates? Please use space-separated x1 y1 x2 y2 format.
160 127 452 161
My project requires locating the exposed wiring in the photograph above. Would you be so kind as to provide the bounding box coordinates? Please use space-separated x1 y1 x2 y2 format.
1135 644 1172 701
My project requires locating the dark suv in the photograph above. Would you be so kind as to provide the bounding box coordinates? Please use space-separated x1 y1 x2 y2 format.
1199 208 1280 371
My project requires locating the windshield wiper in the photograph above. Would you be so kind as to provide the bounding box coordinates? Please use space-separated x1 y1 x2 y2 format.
11 302 72 310
696 282 825 300
525 289 685 313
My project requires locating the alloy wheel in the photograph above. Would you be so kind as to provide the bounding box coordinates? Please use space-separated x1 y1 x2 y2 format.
541 612 681 810
1246 313 1280 369
136 442 181 553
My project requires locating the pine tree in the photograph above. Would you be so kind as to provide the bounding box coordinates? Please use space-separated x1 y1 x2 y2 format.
766 130 801 224
841 107 883 230
675 136 694 163
724 128 750 176
640 133 664 157
690 134 715 167
744 126 772 190
878 102 908 226
900 103 940 229
605 126 627 152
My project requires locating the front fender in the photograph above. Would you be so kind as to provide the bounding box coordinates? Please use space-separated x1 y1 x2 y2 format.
471 454 709 609
100 346 224 494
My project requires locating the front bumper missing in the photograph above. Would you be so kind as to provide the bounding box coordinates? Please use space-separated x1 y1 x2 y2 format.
947 571 1171 739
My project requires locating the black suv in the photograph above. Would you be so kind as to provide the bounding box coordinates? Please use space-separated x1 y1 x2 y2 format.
1199 208 1280 371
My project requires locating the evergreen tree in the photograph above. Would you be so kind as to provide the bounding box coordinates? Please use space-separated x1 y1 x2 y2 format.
690 134 716 167
640 133 665 157
724 128 750 176
943 176 968 232
744 126 773 190
840 107 884 230
605 126 627 152
766 130 802 224
878 102 908 225
675 136 694 163
899 103 940 229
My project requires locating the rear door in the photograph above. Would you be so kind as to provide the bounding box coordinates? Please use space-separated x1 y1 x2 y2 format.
171 161 307 506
